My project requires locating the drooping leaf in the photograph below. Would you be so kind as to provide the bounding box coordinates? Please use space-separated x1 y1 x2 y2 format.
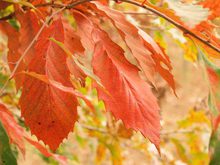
17 10 41 65
61 18 87 84
62 18 85 55
0 103 25 155
171 138 188 163
0 122 17 165
0 102 68 165
0 22 25 89
90 2 155 85
73 11 95 52
23 71 94 110
90 2 175 91
73 11 161 148
92 28 160 149
19 18 78 150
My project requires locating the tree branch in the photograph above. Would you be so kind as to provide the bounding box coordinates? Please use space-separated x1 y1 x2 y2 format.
119 0 220 54
0 7 66 95
32 0 220 54
0 0 95 95
1 0 219 95
0 13 15 21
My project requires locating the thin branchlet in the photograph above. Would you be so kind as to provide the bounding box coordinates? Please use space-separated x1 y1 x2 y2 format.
16 0 220 54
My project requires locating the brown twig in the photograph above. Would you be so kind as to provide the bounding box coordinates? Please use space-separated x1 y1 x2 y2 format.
0 7 66 95
119 0 220 54
0 0 97 95
1 0 220 95
0 13 15 21
161 129 210 135
123 11 155 16
79 123 108 134
31 0 220 54
2 0 219 54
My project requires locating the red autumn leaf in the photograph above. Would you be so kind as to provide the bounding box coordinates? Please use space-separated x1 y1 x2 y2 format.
0 102 26 155
2 0 219 156
62 18 85 55
73 12 160 148
90 2 175 91
0 22 25 89
200 0 220 20
17 10 41 65
92 28 160 149
0 102 68 164
67 57 87 84
73 11 95 52
29 0 49 17
0 10 40 89
62 18 87 83
90 2 155 84
139 29 176 93
137 0 220 58
23 71 94 110
19 18 78 150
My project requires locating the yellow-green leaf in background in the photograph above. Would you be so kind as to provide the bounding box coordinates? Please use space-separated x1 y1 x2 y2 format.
3 0 36 9
178 109 211 128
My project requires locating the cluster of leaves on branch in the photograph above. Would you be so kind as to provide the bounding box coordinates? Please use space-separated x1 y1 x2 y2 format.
0 0 220 164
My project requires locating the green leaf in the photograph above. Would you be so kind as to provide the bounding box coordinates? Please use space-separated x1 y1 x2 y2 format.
3 0 36 10
210 137 220 165
0 122 17 165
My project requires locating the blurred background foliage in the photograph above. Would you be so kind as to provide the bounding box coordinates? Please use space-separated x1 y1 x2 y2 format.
1 0 220 165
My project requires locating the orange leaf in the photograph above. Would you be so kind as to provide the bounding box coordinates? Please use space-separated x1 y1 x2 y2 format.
200 0 220 20
0 102 68 164
91 2 175 91
17 10 41 65
0 22 25 89
0 102 25 155
92 28 160 149
19 18 78 150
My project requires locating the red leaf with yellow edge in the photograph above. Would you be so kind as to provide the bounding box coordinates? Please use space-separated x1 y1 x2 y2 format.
92 28 160 149
19 18 78 150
